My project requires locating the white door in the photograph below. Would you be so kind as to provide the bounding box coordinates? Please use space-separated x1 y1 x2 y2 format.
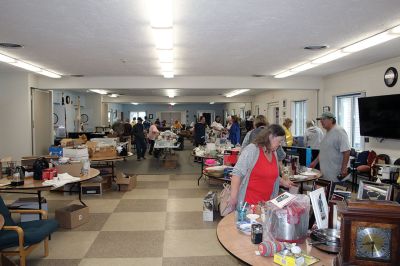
267 102 279 124
31 89 53 155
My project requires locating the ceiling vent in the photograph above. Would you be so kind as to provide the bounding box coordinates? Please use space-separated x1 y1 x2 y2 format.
304 45 328 51
0 43 23 49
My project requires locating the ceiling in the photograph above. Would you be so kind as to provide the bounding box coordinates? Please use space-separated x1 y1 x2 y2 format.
1 0 400 99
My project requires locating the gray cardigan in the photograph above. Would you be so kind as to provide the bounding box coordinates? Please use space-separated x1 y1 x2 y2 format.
231 143 281 206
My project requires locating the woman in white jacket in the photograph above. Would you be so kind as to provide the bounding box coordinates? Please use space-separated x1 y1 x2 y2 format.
304 120 324 149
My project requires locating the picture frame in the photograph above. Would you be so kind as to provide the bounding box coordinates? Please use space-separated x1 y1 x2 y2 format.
330 193 345 202
328 200 341 229
322 106 330 112
148 114 154 119
310 187 329 229
282 99 287 108
312 178 332 200
357 180 392 201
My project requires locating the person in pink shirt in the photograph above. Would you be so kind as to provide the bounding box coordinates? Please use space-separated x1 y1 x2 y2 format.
148 120 160 155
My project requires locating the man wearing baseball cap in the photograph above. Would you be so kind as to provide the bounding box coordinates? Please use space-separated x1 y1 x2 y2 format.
309 111 351 182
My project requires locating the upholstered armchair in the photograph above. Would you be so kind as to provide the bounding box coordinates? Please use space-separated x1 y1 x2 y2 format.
0 196 58 266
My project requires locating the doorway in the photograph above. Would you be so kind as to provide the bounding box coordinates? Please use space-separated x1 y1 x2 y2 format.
197 110 214 126
31 88 53 155
267 102 280 124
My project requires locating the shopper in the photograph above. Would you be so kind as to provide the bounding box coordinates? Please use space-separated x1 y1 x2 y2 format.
304 120 324 149
148 120 160 155
229 125 293 207
282 118 293 147
132 117 147 161
194 116 206 146
228 115 241 145
310 112 351 182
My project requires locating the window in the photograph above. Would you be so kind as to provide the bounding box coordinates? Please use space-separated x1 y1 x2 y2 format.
293 100 307 136
335 93 363 150
129 111 146 122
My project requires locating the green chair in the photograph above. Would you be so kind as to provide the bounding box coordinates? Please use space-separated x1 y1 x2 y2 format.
0 196 58 266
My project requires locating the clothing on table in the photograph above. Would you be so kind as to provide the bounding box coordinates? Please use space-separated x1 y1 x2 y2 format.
194 122 206 146
304 126 324 149
318 125 350 182
283 126 293 147
172 121 182 130
244 147 278 204
228 122 240 145
211 121 224 131
231 144 280 206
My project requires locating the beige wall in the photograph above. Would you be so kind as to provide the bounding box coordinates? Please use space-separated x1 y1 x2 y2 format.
0 72 32 159
251 89 319 126
323 56 400 161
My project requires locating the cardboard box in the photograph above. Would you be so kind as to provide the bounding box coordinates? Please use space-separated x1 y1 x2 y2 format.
203 191 217 221
92 146 117 158
116 173 137 191
55 162 83 177
10 197 48 222
81 182 102 195
55 204 89 229
101 175 113 190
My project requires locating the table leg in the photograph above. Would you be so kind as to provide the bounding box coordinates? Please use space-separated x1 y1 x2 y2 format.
78 183 87 206
299 182 304 194
38 191 42 220
197 157 204 186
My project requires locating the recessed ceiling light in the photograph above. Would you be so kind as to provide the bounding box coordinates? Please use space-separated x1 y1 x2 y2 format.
89 89 108 95
170 102 176 106
109 94 119 98
131 102 139 105
0 43 24 49
304 45 328 51
210 102 215 104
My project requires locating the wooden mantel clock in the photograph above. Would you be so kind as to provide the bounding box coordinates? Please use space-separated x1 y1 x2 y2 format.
337 200 400 265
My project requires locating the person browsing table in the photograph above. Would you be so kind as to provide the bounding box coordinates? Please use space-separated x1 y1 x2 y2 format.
229 125 293 207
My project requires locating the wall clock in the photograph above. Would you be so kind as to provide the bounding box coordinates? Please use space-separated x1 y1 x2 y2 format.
81 114 89 123
337 200 400 265
384 67 398 87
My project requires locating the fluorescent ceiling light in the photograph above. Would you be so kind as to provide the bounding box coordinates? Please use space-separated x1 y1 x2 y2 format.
38 69 62 78
274 71 294 79
0 53 16 63
168 95 174 98
289 62 317 73
150 0 173 28
210 102 215 104
109 94 119 98
390 25 400 34
170 102 176 106
166 89 176 97
274 24 400 78
11 61 41 72
163 71 174 78
131 102 139 105
90 89 108 95
153 28 173 49
158 49 173 62
342 31 399 53
225 89 250 98
311 50 349 64
160 62 173 72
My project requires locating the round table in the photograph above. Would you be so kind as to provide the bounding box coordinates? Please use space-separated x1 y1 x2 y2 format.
217 212 336 265
0 168 100 208
289 170 321 194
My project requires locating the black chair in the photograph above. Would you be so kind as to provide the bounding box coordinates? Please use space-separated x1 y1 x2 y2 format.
0 196 58 266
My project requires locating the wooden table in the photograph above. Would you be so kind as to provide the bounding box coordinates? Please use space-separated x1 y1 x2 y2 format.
289 170 321 194
217 213 336 265
0 214 4 229
0 168 100 208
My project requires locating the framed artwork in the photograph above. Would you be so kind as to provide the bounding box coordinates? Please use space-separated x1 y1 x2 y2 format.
282 99 287 108
312 179 332 200
322 106 330 112
357 180 392 201
148 114 154 119
331 193 345 201
310 187 329 229
328 200 341 229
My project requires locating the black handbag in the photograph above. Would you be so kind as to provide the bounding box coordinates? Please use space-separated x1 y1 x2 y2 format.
32 157 49 180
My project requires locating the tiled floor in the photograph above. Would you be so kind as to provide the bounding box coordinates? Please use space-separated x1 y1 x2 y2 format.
3 173 242 265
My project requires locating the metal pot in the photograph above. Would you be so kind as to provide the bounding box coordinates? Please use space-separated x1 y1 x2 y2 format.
309 228 341 253
270 206 309 243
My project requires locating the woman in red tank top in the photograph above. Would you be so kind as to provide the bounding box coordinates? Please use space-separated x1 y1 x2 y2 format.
229 125 294 208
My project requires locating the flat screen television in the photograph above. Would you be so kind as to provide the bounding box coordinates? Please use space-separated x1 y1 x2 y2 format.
358 94 400 139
